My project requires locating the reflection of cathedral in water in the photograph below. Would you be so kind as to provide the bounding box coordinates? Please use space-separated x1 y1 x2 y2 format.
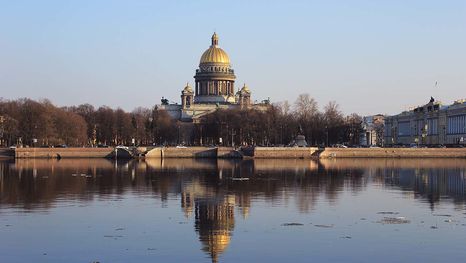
194 196 235 263
182 190 237 263
179 166 251 263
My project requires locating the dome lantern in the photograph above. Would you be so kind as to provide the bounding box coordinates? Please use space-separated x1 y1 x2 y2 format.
211 32 219 46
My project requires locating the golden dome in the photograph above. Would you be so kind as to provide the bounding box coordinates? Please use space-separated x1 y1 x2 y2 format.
201 232 231 263
200 33 230 65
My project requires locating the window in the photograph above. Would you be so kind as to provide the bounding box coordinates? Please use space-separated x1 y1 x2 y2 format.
448 115 466 134
398 121 410 136
385 123 392 137
427 118 438 135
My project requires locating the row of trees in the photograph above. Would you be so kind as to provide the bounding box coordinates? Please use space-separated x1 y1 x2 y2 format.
0 94 364 147
0 98 177 147
199 94 363 146
0 99 88 147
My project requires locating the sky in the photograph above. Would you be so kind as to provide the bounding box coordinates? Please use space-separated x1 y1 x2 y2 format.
0 0 465 115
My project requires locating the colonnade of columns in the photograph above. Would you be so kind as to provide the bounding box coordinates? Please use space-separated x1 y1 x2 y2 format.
195 80 235 96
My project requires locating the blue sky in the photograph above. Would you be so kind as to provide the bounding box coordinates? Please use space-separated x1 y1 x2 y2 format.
1 0 465 115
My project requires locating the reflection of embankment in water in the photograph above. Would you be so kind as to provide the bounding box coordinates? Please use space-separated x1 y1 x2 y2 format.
320 158 466 170
145 158 225 171
145 158 320 173
145 158 466 173
5 158 466 172
12 158 115 171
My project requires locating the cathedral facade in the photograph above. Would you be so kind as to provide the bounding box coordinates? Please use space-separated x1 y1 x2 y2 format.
160 33 268 123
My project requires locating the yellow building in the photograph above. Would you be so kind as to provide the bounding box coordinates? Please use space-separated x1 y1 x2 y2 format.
384 98 466 146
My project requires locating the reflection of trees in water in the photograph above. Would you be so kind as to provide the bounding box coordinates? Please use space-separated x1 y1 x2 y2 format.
0 159 133 210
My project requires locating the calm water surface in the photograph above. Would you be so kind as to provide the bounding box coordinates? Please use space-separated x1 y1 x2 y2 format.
1 158 466 263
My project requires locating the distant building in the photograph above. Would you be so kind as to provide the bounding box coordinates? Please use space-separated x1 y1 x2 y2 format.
360 114 384 146
160 33 269 123
384 98 466 146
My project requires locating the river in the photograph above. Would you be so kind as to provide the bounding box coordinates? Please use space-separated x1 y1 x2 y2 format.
1 158 466 262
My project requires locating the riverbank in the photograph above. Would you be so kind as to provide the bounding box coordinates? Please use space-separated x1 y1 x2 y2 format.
3 146 466 159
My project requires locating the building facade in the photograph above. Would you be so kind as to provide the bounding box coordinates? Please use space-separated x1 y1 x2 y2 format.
360 114 384 146
384 98 466 146
160 33 268 123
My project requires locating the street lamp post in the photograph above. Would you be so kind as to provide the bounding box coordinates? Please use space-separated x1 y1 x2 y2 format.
280 125 283 145
325 126 329 147
0 115 4 147
177 123 180 145
231 129 235 148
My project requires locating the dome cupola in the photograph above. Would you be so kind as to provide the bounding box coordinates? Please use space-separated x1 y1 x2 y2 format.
199 32 230 65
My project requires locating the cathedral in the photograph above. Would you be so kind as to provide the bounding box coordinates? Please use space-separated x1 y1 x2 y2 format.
160 33 268 123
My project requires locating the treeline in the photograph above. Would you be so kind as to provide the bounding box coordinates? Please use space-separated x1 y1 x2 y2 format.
200 94 363 146
0 98 176 147
0 94 363 147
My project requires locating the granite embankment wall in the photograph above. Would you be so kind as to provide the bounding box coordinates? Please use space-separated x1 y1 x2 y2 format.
8 147 466 159
250 147 320 158
145 147 242 158
144 147 318 158
14 148 115 158
145 147 466 159
320 148 466 158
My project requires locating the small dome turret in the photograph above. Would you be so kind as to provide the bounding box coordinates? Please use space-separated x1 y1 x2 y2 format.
182 82 193 93
240 83 250 94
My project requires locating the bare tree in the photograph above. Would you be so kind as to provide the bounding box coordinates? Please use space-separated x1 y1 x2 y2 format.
294 94 318 120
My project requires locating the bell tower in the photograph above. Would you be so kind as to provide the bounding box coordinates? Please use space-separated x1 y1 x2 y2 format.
181 83 194 109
